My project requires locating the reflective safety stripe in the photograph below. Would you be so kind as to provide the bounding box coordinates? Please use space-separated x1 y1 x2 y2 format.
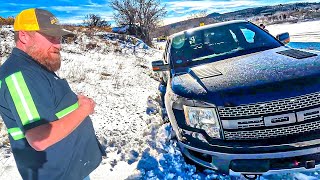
0 80 2 89
5 71 40 125
55 102 79 119
8 127 25 140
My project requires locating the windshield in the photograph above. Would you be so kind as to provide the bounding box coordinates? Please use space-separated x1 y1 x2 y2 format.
170 22 282 67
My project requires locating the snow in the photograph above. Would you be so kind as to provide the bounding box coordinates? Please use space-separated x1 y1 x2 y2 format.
0 21 320 180
267 20 320 42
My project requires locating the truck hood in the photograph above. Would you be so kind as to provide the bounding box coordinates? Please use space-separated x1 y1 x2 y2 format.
171 47 320 106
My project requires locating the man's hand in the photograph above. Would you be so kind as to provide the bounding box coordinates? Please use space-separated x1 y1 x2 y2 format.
26 94 96 151
77 95 95 115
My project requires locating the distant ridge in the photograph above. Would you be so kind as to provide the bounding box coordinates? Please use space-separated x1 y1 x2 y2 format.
152 2 320 38
207 2 319 20
207 12 221 18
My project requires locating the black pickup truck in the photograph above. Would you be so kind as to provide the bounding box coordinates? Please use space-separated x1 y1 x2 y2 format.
152 20 320 177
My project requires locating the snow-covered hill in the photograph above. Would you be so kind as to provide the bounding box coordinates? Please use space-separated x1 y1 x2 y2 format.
1 23 320 180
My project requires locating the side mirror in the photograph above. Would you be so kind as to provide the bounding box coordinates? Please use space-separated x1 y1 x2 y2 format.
276 32 290 44
152 60 169 72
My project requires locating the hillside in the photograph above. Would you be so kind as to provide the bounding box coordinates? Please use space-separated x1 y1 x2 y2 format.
152 2 320 38
208 2 320 20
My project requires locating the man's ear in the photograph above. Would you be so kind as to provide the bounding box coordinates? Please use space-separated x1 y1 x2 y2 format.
18 31 31 44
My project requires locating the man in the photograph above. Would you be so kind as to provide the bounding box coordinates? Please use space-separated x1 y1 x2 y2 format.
0 8 105 179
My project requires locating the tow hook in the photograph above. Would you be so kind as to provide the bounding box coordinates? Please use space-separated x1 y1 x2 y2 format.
242 174 261 180
305 160 315 169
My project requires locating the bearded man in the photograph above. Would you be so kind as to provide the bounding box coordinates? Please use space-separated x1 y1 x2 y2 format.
0 8 104 180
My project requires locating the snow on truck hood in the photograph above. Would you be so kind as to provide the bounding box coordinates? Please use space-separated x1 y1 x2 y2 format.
171 47 320 106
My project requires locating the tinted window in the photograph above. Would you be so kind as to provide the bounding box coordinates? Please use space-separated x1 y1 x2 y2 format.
170 22 282 68
241 28 255 43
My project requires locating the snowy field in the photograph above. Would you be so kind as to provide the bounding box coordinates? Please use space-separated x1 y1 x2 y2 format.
0 20 320 180
267 20 320 42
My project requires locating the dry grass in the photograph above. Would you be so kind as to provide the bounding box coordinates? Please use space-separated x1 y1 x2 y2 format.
0 17 14 25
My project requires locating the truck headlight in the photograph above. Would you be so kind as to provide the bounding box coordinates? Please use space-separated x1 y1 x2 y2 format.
183 106 221 139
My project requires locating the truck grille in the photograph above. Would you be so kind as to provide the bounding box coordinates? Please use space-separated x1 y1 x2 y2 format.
218 92 320 118
224 120 320 140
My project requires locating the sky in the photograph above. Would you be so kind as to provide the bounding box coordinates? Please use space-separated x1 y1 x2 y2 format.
0 0 319 26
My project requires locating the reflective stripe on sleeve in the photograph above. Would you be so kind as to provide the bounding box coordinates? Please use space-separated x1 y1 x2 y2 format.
8 127 25 140
5 71 40 125
55 102 79 119
0 80 2 89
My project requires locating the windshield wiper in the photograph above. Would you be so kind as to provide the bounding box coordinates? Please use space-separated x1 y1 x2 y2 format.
193 54 217 62
187 69 208 93
246 45 279 52
174 60 193 68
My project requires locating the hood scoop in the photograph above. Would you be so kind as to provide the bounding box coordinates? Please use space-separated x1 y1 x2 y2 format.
191 64 222 79
277 49 317 59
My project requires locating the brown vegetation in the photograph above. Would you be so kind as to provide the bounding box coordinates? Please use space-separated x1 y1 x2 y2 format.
0 17 14 25
63 25 112 33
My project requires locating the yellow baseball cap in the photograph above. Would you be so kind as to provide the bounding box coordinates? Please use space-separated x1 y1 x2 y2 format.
14 8 74 37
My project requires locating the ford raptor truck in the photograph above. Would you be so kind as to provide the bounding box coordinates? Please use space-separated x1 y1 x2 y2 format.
152 20 320 177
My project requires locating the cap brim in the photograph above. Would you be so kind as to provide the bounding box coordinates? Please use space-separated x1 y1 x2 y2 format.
39 28 75 37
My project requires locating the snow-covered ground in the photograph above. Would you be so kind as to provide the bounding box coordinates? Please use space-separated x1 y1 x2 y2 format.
267 20 320 42
0 20 320 180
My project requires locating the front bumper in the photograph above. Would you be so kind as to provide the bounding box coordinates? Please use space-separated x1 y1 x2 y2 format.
229 165 320 177
165 86 320 175
179 140 320 175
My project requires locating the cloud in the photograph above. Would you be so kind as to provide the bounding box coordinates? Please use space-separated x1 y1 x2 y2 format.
162 14 191 25
0 10 16 14
59 16 84 24
166 0 260 15
51 6 83 12
84 4 104 8
86 0 109 7
6 3 36 7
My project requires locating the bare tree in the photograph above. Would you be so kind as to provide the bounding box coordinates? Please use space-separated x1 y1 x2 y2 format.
83 14 111 29
110 0 166 45
110 0 137 26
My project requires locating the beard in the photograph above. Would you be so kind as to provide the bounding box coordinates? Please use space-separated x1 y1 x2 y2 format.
26 43 61 72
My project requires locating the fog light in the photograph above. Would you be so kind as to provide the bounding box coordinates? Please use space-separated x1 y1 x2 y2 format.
192 132 208 143
183 130 209 143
